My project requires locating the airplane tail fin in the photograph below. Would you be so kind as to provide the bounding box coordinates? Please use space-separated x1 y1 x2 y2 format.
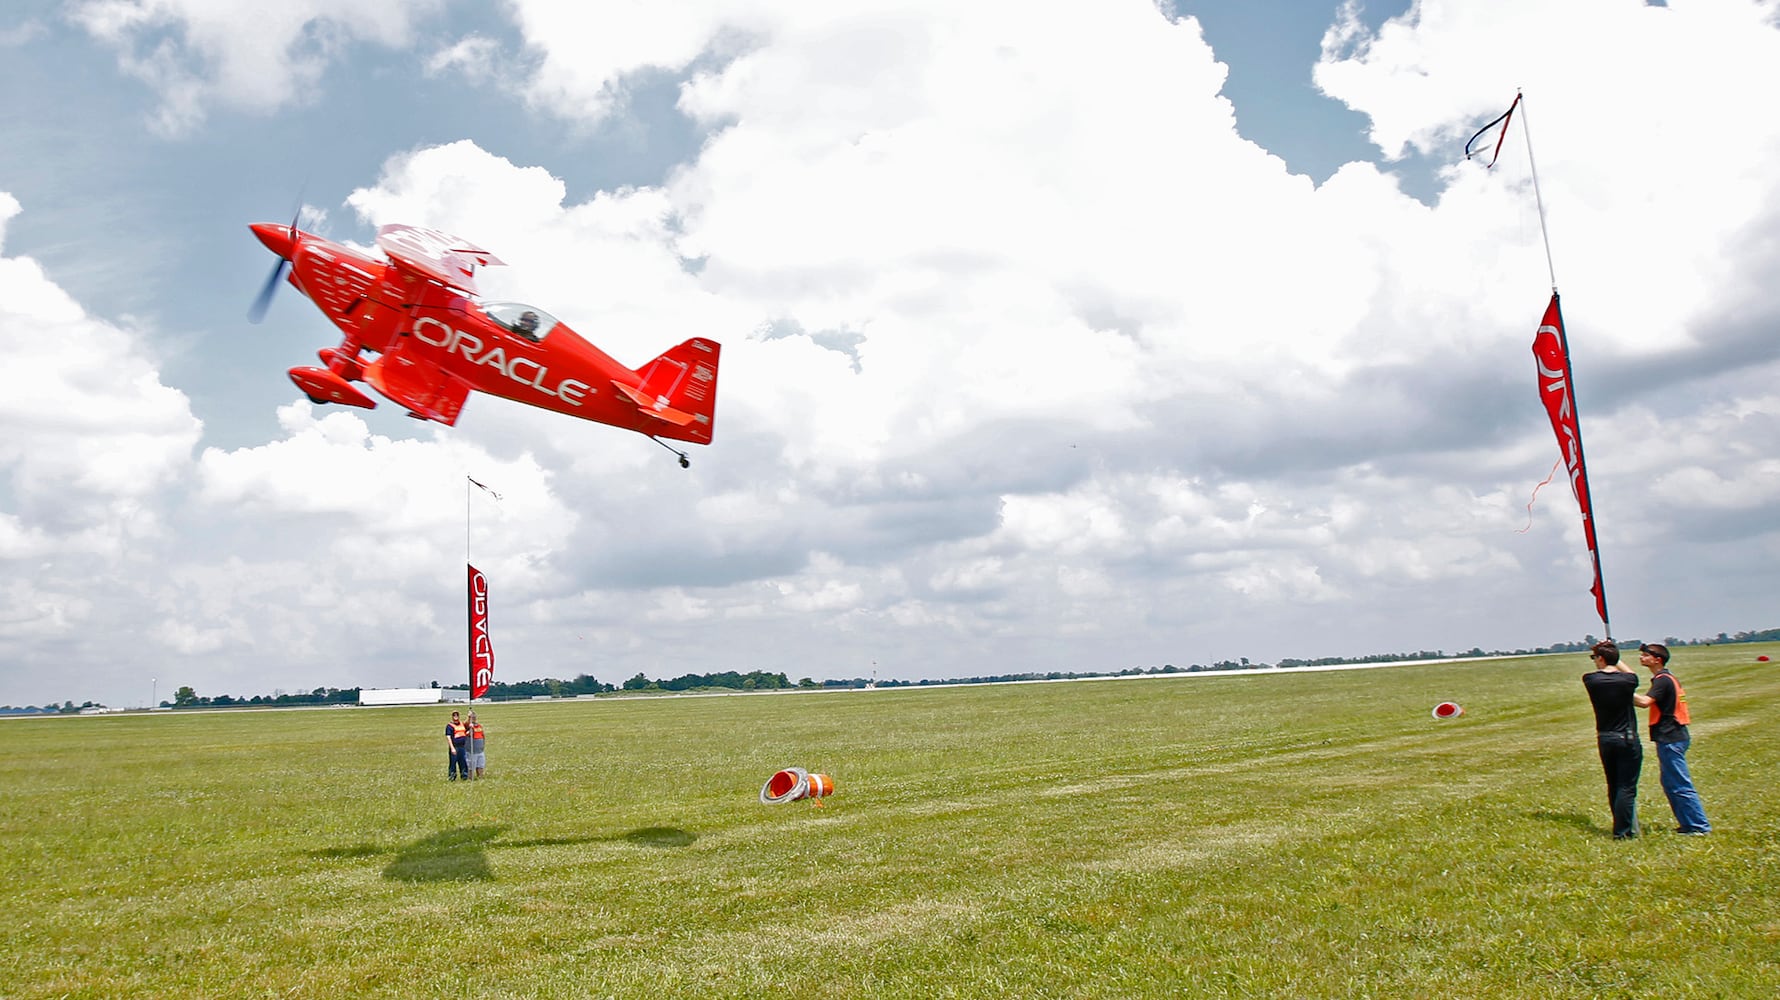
618 338 721 445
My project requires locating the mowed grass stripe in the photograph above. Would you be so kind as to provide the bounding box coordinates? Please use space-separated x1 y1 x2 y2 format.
4 647 1778 998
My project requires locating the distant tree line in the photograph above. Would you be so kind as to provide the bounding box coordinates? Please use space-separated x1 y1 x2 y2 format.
0 700 104 716
1703 627 1780 643
11 627 1779 714
619 670 792 692
0 685 364 715
165 685 362 709
1275 628 1780 668
483 674 615 698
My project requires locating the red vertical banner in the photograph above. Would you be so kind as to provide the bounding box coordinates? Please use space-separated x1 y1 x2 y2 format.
1531 293 1610 631
468 563 494 700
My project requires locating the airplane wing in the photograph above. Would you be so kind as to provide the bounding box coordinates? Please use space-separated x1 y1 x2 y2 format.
376 224 504 295
365 347 472 426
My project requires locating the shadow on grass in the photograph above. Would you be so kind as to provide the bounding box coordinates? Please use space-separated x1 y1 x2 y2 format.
1529 810 1600 834
618 826 697 848
500 826 697 849
383 825 507 882
308 825 699 883
309 843 385 859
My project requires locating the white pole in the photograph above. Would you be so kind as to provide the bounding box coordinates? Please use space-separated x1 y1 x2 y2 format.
1516 90 1559 293
463 475 473 783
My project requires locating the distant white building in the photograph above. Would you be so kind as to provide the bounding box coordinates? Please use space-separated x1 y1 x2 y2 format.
359 687 446 706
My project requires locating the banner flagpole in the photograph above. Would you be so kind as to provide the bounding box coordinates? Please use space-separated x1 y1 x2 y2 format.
466 477 501 701
1516 90 1559 294
466 476 473 699
1489 91 1612 641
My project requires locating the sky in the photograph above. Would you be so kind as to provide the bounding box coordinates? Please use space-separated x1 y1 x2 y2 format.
3 0 1778 708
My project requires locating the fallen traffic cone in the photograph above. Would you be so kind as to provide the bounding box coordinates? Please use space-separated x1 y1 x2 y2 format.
759 767 835 805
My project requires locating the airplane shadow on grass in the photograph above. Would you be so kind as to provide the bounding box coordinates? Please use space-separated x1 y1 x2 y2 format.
307 825 699 883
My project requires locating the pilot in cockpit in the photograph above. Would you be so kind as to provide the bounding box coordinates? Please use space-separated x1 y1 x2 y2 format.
513 310 542 341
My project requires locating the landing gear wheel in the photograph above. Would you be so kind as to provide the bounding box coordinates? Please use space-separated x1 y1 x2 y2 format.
651 436 692 469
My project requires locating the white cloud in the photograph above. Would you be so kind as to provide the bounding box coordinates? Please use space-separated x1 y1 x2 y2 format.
10 0 1780 707
0 19 48 47
0 194 205 701
1316 0 1780 354
196 403 577 592
72 0 445 133
304 0 1780 683
503 0 784 123
426 33 501 82
0 194 201 552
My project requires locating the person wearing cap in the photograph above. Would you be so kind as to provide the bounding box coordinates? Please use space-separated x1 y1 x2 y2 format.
1632 643 1711 835
445 710 470 782
1581 639 1642 839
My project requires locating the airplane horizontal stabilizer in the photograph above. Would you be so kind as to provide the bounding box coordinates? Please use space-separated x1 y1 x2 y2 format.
610 381 696 426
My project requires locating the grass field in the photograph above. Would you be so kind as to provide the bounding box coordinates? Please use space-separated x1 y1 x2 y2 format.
5 645 1779 999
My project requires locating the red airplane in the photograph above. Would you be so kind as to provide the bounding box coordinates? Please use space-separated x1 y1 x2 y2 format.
248 220 719 466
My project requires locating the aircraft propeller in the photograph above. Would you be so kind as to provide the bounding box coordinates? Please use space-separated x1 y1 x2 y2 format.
247 207 300 323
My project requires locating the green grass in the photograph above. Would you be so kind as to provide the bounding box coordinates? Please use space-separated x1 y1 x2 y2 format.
5 646 1779 998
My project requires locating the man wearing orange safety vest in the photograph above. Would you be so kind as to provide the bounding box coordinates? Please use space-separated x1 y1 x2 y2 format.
445 710 471 782
1632 643 1711 835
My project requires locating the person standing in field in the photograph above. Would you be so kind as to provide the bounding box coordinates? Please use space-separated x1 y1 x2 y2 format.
1632 643 1711 835
1581 639 1642 839
468 711 487 779
445 710 470 782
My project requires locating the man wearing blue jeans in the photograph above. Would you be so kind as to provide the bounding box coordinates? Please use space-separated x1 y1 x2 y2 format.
1633 643 1711 835
445 710 471 781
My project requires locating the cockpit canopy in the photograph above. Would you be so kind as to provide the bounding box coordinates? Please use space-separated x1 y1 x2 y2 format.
482 301 559 343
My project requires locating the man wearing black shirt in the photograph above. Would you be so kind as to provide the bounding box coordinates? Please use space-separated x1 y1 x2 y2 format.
1581 640 1641 839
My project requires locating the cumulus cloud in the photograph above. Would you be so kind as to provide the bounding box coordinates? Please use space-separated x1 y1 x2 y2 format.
408 0 1778 672
0 193 202 696
502 0 784 123
72 0 446 133
196 403 576 593
8 0 1780 707
0 193 201 552
1317 0 1780 355
425 33 502 82
202 0 1780 693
